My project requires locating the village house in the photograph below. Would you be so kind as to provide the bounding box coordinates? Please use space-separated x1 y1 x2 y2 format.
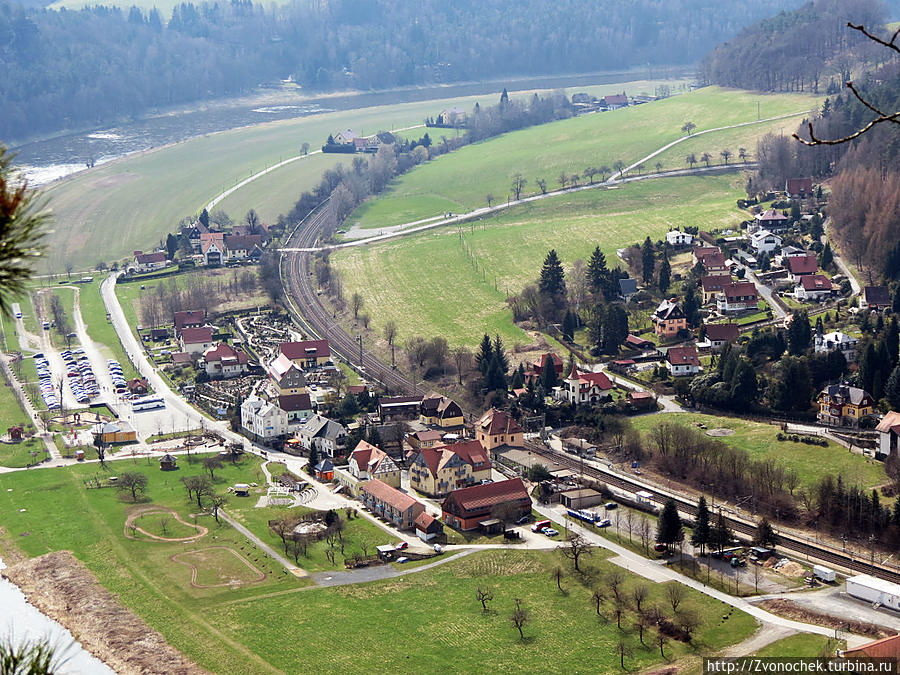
409 440 492 496
652 298 688 337
704 323 739 350
618 278 638 301
817 384 874 427
278 393 313 426
441 478 531 532
717 281 759 313
785 177 814 199
787 254 818 282
524 352 564 385
666 345 701 377
560 365 614 405
624 334 654 350
600 93 629 109
200 232 225 266
749 229 782 255
414 512 444 542
700 275 732 304
202 343 249 379
179 326 214 356
475 408 524 452
814 331 858 362
348 440 401 488
126 378 149 395
241 395 288 444
627 390 656 411
333 129 361 145
407 429 443 450
379 395 424 422
91 420 137 444
876 411 900 457
438 106 467 126
133 250 167 273
359 479 425 530
223 234 263 262
753 208 791 232
665 230 694 247
297 414 347 457
795 274 833 302
279 340 331 369
860 286 891 311
419 393 464 429
267 353 308 395
173 309 206 337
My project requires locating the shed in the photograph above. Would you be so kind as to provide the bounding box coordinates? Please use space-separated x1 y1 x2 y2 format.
7 426 23 441
559 488 604 510
159 453 177 471
376 544 396 560
314 458 335 481
414 511 444 542
234 483 250 496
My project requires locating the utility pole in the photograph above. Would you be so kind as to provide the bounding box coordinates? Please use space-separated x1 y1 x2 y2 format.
357 334 363 366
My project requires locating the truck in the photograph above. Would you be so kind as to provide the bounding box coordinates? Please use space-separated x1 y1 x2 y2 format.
813 565 836 582
846 574 900 611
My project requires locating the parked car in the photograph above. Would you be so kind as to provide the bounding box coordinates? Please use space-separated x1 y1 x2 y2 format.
543 528 559 537
654 543 668 552
394 541 408 551
604 502 617 510
595 519 611 528
515 515 531 525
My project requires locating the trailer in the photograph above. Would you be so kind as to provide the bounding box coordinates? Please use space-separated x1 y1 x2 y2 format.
11 303 21 319
846 574 900 611
813 565 836 582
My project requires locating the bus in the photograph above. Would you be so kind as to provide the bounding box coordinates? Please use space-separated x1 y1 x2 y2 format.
132 396 165 411
11 303 21 319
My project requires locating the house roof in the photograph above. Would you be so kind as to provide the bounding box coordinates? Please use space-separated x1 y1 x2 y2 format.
160 453 177 463
203 343 249 364
722 281 757 301
842 633 900 659
350 440 388 473
876 411 900 435
819 384 873 407
800 274 832 291
750 229 781 243
786 177 813 194
414 511 440 532
280 340 330 361
603 94 628 105
224 234 263 251
693 246 719 259
864 286 891 306
348 384 369 395
566 366 613 390
127 378 148 392
268 353 305 381
278 393 312 412
476 408 523 436
666 345 700 367
441 478 530 514
628 391 654 400
360 479 419 511
532 352 564 375
136 251 166 264
379 395 423 409
755 208 790 222
700 275 732 293
172 352 192 365
181 327 213 344
698 251 726 268
653 298 685 321
705 323 739 341
314 459 334 472
411 429 442 442
299 414 345 440
443 439 490 468
174 309 206 332
619 278 638 296
624 334 654 348
788 255 818 275
420 393 463 419
199 232 225 254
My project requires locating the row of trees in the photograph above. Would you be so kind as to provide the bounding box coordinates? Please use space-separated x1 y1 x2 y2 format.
139 269 258 328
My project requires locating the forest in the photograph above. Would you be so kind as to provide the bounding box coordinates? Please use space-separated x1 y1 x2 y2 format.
1 0 808 141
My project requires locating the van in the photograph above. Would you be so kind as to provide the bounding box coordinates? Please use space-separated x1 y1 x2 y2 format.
531 519 551 533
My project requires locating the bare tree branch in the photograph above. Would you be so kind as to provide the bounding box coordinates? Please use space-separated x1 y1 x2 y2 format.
848 22 900 54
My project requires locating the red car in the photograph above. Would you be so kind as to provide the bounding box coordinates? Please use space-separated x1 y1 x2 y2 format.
395 541 409 551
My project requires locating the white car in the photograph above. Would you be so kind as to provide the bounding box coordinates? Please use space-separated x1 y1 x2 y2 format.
543 528 559 537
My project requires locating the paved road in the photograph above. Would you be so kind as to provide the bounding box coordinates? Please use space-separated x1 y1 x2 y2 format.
747 267 787 320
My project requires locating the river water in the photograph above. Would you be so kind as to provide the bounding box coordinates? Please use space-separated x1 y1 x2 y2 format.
10 68 689 186
0 557 116 674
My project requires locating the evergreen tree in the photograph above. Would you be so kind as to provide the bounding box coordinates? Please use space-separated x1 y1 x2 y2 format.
683 283 701 328
691 496 711 555
815 316 824 336
887 317 899 368
658 254 671 294
307 445 319 472
886 364 900 410
493 335 510 374
859 343 877 395
199 208 209 228
510 363 525 390
820 242 833 270
165 233 177 260
540 359 558 391
787 311 811 355
655 499 683 550
587 246 608 294
562 310 577 341
711 512 732 552
539 249 567 299
367 424 382 448
641 236 655 284
893 286 900 313
730 359 759 407
500 87 509 107
602 304 629 354
753 517 778 548
476 334 493 374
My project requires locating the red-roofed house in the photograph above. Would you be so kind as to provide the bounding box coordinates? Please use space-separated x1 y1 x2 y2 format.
173 309 206 337
700 275 732 304
717 281 759 313
788 255 818 281
841 633 900 660
180 327 213 356
441 478 531 531
413 511 444 542
666 345 700 376
754 209 790 231
200 233 225 266
224 234 263 261
359 479 425 530
279 340 331 368
348 440 401 488
203 343 249 378
408 429 443 450
526 353 564 384
475 409 524 452
267 353 307 395
409 440 492 496
705 323 739 350
601 93 629 109
795 274 833 302
785 178 813 199
278 393 313 425
624 334 655 350
561 366 613 405
697 250 727 273
133 250 167 273
876 411 900 457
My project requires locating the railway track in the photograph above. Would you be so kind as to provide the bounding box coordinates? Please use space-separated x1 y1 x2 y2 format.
280 201 414 396
526 441 900 584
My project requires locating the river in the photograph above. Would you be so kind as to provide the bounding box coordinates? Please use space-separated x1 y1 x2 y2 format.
11 68 690 187
0 557 115 674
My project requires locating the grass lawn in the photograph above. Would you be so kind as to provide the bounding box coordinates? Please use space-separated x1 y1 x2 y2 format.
0 437 49 468
213 548 756 674
333 173 747 347
348 87 820 231
77 279 140 380
39 78 682 273
629 413 886 490
753 633 843 657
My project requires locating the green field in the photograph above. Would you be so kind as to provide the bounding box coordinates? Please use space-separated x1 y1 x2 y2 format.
40 78 682 273
0 457 756 673
629 413 886 490
753 634 841 657
332 173 747 347
347 87 820 232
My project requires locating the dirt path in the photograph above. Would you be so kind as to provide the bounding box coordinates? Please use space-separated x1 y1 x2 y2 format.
718 624 797 657
171 546 266 588
124 507 208 542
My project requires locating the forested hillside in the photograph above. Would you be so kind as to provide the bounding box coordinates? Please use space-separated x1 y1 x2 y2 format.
0 0 806 141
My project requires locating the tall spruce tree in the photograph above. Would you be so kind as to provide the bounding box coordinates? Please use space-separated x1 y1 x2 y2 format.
539 249 567 299
691 496 711 555
476 334 493 374
658 254 671 294
587 246 608 295
493 335 510 374
787 310 811 355
641 236 655 284
655 499 683 550
602 304 629 354
711 512 732 553
886 364 900 410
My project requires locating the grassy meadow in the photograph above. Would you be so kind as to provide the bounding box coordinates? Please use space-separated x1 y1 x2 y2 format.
629 413 886 491
332 173 747 347
347 87 820 231
40 78 681 273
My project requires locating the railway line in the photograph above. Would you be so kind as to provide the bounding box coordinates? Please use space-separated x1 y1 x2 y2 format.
280 200 414 396
525 441 900 584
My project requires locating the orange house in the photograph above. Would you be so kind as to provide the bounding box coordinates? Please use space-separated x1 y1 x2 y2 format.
652 298 688 337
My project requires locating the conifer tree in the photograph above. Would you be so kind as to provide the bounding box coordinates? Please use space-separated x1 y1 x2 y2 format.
691 496 711 555
641 236 655 284
656 499 683 550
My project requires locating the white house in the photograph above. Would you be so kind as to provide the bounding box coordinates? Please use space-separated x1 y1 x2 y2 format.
665 345 700 376
347 440 401 484
179 327 214 356
200 234 225 266
133 250 167 273
278 393 314 426
241 395 288 443
297 414 348 458
716 282 759 313
814 331 858 362
202 343 250 378
876 411 900 457
795 275 833 302
665 230 694 247
333 129 360 145
749 230 782 254
560 366 614 405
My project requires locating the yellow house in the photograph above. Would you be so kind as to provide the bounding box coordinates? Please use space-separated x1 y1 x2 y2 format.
475 408 524 452
92 420 137 444
279 340 331 369
419 393 464 429
817 384 874 427
410 441 492 497
347 440 401 488
699 275 732 305
652 299 688 337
